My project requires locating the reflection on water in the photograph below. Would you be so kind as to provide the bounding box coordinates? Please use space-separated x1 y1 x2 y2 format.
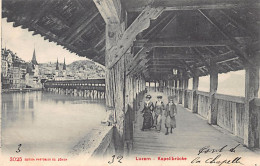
1 91 106 155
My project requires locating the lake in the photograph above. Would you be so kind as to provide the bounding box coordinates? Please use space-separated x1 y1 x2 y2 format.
1 91 106 156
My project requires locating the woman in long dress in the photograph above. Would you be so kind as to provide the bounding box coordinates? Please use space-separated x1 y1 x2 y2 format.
154 95 165 132
164 96 177 135
141 95 154 131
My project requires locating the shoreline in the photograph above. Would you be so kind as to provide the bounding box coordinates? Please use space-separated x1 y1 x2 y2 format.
1 88 43 93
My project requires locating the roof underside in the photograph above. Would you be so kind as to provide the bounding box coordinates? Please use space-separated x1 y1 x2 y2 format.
3 0 106 65
2 0 260 80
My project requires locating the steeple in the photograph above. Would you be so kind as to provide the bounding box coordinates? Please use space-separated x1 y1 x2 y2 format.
31 48 38 65
63 58 66 70
56 58 59 70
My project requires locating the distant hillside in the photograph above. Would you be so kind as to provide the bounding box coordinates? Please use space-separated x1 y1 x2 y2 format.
39 60 105 79
67 60 105 79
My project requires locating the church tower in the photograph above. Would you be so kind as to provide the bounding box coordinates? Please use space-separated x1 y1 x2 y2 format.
31 48 39 76
62 58 67 77
31 48 38 65
55 58 59 77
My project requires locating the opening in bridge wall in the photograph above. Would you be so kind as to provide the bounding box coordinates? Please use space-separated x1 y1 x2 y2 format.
197 70 247 97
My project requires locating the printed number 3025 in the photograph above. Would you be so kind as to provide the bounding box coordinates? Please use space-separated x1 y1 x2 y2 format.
108 155 123 164
10 157 22 161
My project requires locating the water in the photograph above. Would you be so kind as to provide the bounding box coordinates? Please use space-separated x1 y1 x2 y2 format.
1 91 106 155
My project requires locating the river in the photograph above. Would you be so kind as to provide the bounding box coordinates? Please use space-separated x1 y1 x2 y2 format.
1 91 106 156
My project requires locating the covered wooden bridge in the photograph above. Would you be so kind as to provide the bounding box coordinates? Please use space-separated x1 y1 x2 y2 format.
2 0 260 155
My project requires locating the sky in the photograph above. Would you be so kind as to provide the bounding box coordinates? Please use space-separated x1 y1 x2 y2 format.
196 70 246 96
1 18 88 64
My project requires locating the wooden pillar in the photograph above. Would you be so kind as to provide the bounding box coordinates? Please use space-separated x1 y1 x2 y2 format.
154 80 157 92
183 78 189 108
244 66 259 148
192 76 199 113
208 60 218 125
159 80 164 92
178 79 183 104
104 22 126 153
174 79 178 97
171 79 174 95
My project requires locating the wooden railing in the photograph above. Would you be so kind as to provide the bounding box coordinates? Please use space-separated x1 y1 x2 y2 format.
197 91 210 119
186 89 192 110
158 87 252 140
215 94 245 138
44 79 105 91
255 98 260 107
186 91 246 139
124 90 146 155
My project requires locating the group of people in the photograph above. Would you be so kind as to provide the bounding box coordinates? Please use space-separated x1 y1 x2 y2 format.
141 94 177 135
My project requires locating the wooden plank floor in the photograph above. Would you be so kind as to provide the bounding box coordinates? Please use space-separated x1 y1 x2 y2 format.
130 91 259 160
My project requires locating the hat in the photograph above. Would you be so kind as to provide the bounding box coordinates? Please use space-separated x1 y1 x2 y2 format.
157 95 162 99
168 96 176 101
146 95 152 99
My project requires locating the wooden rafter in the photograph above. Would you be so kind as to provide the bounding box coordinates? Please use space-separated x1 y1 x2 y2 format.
93 0 121 24
134 39 231 47
198 9 255 66
125 0 260 12
192 47 211 70
142 12 177 39
127 54 149 75
64 12 100 43
103 6 164 69
219 10 256 39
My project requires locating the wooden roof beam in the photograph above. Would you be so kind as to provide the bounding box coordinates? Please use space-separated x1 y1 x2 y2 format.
94 35 105 48
134 39 231 47
127 54 149 75
146 64 185 68
142 12 177 39
144 68 173 73
64 12 100 43
125 0 260 12
106 6 164 69
178 60 196 76
198 9 255 66
149 56 196 60
93 0 122 24
146 61 184 65
129 56 151 76
205 47 238 61
192 47 211 70
219 10 256 39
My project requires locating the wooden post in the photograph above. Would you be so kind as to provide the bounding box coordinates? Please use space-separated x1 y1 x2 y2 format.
174 79 178 99
171 79 174 96
208 60 218 125
178 79 183 104
148 81 150 91
183 78 189 108
244 66 259 148
93 4 163 154
192 76 199 113
164 80 167 94
159 80 164 92
154 80 157 92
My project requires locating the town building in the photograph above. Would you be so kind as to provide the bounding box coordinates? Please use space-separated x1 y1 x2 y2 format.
25 48 42 88
54 58 67 80
1 48 27 89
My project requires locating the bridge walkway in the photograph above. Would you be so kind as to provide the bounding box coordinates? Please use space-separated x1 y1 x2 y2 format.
130 91 259 164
